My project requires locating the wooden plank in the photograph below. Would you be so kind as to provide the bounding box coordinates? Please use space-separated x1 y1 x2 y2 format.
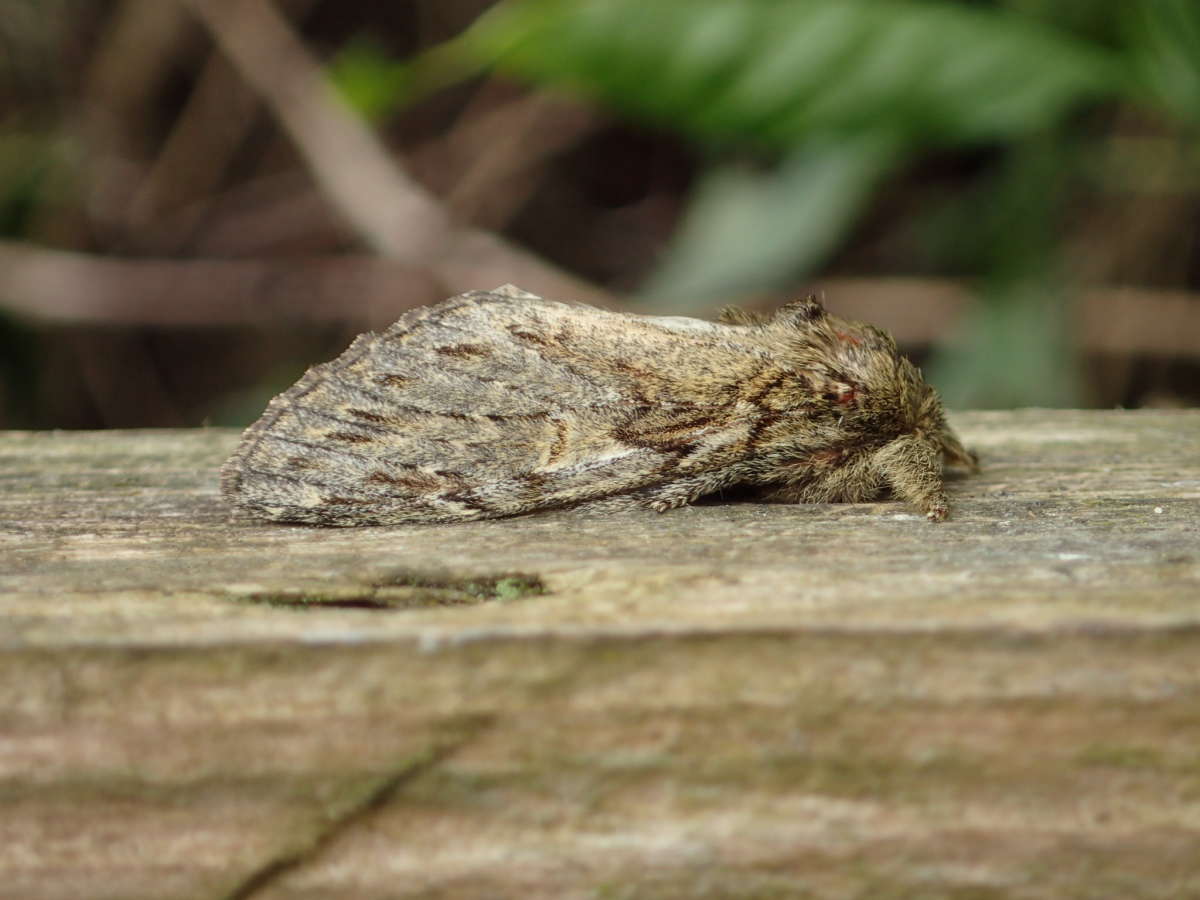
1 411 1198 898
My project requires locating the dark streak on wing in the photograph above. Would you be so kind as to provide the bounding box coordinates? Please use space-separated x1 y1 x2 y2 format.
509 471 551 504
435 343 492 359
607 358 654 404
746 371 790 404
545 419 569 464
374 373 411 388
328 431 374 444
609 358 655 379
290 405 392 435
482 411 550 423
747 409 785 443
267 433 374 460
367 470 440 492
238 467 348 493
438 488 492 513
611 417 715 456
328 367 467 414
346 408 389 424
641 434 702 456
506 324 552 347
365 465 470 493
320 403 475 424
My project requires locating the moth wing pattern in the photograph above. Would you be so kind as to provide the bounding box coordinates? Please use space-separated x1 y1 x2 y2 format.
221 285 778 525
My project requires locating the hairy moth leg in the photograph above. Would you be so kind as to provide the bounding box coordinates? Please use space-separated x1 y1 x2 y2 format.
872 434 951 522
631 471 740 513
748 454 884 508
940 428 981 473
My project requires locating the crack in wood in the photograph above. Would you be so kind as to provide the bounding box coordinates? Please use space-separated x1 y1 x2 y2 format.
232 570 546 610
221 716 495 900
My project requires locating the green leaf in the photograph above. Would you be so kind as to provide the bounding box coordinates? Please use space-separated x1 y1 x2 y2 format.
0 134 59 238
464 0 1119 148
456 1 1121 303
1123 0 1200 127
644 132 901 306
926 278 1082 408
925 134 1083 408
327 35 488 121
328 39 411 121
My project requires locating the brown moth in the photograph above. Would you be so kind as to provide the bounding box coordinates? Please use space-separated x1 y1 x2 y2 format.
221 284 977 525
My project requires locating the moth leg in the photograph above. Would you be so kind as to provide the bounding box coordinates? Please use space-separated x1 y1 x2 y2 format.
940 428 980 473
634 473 730 513
751 454 884 506
872 434 950 522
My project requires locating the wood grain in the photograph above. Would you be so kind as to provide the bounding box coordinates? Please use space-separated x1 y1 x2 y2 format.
1 411 1198 898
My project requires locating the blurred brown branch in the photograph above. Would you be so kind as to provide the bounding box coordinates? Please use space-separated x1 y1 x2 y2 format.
0 241 439 329
177 0 448 260
815 278 1200 359
175 0 612 306
1 237 1196 360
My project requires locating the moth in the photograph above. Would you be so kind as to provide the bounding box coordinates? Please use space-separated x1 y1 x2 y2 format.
222 284 977 525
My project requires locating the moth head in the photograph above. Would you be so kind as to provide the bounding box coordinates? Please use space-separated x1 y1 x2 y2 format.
792 312 906 402
791 311 973 464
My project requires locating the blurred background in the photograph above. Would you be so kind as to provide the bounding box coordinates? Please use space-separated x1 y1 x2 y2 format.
1 0 1198 429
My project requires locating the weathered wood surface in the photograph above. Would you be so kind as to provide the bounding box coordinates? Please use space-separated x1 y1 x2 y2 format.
1 410 1199 899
